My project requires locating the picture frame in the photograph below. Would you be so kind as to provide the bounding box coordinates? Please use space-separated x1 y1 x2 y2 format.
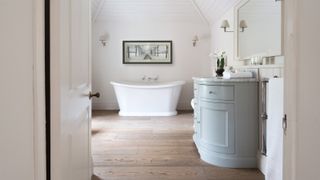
123 41 172 64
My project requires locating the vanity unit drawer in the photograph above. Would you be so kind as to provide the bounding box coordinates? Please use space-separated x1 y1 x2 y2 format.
199 85 234 101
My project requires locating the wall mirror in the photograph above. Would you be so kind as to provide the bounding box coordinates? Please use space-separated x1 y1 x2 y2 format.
235 0 282 60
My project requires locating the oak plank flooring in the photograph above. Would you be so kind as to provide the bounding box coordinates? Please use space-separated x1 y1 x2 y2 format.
91 110 264 180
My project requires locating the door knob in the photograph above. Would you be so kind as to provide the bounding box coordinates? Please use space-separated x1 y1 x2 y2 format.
89 92 100 99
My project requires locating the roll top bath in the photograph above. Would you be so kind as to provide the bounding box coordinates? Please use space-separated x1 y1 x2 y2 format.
111 81 185 116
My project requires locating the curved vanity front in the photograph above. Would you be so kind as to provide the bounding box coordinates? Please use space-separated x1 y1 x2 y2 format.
193 77 259 168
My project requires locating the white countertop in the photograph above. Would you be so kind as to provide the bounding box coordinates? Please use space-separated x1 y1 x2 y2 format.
193 77 258 83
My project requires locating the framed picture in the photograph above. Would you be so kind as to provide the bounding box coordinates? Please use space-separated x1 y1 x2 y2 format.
123 41 172 64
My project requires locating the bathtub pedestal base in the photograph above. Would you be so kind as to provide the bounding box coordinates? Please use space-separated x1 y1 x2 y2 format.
119 111 178 117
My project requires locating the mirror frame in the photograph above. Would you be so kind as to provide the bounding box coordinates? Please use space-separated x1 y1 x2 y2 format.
234 0 284 61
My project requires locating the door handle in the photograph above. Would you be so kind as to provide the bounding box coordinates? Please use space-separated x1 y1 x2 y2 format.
261 113 268 120
89 92 100 99
283 114 287 134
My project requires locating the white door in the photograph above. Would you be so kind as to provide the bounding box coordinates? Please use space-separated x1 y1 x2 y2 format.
51 0 95 179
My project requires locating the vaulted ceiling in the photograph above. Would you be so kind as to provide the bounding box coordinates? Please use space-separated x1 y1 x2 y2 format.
91 0 239 25
194 0 239 24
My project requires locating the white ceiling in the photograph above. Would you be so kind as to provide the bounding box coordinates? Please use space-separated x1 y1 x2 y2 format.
194 0 238 24
92 0 239 25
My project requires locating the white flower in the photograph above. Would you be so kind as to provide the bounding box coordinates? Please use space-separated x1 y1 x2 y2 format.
213 50 227 59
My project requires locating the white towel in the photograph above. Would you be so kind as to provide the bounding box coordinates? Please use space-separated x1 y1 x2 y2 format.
223 71 253 79
266 78 284 180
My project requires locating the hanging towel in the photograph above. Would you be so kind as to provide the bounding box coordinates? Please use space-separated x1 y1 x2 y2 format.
266 78 284 180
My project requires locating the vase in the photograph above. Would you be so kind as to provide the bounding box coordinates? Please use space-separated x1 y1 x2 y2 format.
216 68 225 77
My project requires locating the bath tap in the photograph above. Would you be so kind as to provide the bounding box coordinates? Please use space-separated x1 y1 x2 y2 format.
143 75 159 81
148 76 159 81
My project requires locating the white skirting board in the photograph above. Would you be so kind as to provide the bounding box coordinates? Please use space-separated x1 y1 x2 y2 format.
258 153 267 175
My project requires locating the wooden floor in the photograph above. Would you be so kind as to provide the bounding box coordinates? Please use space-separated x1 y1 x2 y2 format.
91 111 264 180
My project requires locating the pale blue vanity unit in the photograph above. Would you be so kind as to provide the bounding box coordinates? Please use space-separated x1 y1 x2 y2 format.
193 77 259 168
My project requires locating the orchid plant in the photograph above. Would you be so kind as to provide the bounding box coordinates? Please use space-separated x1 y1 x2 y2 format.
214 51 226 70
209 51 227 77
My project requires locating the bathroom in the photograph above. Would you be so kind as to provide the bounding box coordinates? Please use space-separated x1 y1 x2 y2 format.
3 0 320 179
91 0 283 179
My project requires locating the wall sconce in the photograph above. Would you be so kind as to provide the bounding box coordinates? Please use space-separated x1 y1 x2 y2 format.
99 33 109 46
220 20 233 32
239 20 248 32
192 35 199 47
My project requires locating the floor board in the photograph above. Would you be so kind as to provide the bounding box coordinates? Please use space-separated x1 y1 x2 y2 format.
91 110 264 180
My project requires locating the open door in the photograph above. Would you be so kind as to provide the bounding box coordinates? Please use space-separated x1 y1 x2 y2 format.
50 0 98 179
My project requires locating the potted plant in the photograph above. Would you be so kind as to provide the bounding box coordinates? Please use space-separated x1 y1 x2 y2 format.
215 51 226 77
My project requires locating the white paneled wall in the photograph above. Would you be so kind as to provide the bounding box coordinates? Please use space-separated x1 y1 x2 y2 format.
91 0 239 25
91 0 214 111
91 0 285 114
210 4 284 68
94 0 204 23
92 22 211 110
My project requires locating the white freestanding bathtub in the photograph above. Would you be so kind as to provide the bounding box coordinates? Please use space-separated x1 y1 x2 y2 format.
110 81 186 116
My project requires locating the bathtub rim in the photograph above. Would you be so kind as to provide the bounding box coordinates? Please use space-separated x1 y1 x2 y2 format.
110 80 186 89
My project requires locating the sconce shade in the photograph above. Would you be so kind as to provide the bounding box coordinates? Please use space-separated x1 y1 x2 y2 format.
239 20 248 32
99 33 109 46
220 20 230 28
99 35 108 42
239 20 248 28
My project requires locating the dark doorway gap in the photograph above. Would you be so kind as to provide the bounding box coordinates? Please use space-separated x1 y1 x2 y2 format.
45 0 51 179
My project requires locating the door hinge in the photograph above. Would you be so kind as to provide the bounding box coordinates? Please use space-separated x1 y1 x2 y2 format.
283 114 287 134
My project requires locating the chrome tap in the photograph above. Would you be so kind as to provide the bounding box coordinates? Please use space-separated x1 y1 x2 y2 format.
154 75 159 81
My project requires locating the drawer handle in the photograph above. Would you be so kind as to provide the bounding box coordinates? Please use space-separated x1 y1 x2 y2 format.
209 91 216 95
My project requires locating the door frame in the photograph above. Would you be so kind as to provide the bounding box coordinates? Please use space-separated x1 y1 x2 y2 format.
32 0 300 179
33 0 47 179
283 0 298 179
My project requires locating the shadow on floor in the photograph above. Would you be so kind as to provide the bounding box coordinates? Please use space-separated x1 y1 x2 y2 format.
91 129 103 136
91 175 103 180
